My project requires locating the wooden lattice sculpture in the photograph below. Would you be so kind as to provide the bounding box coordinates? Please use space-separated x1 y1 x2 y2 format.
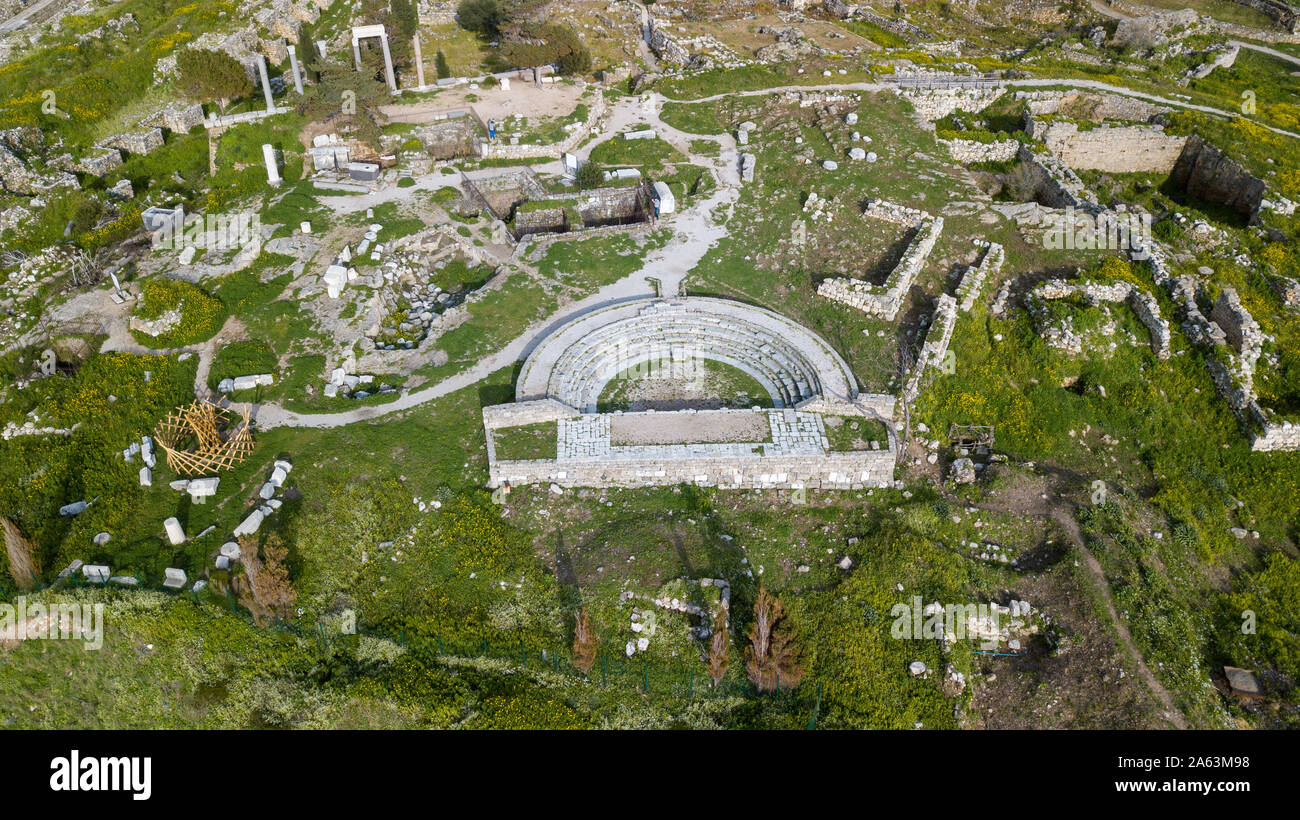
153 400 254 475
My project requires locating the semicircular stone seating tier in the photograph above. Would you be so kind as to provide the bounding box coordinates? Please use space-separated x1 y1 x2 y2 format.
518 297 860 413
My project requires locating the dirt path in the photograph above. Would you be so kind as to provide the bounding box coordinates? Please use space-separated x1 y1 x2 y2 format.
945 480 1189 729
252 94 740 430
1047 507 1189 729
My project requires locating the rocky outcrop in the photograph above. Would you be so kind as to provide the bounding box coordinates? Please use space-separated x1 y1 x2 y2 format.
1168 135 1267 221
649 25 691 65
1112 9 1200 47
1187 44 1239 80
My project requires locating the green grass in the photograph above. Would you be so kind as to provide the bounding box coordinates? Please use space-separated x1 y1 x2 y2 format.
587 134 684 172
823 416 890 451
660 102 726 136
208 340 277 392
834 19 909 49
491 421 558 461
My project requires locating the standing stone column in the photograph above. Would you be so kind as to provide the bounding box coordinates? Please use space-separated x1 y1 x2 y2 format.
256 54 275 113
352 37 362 71
316 39 328 60
287 43 304 95
413 34 425 89
379 33 397 92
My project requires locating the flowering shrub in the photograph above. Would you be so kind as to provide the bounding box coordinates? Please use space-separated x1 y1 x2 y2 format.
131 278 226 348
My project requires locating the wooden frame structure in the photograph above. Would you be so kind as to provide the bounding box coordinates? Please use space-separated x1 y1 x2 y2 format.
153 400 254 475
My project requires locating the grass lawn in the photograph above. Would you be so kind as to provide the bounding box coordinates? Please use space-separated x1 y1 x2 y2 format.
492 421 558 461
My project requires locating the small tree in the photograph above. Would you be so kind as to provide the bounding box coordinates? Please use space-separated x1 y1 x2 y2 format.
235 534 296 626
297 28 319 85
706 609 729 686
390 0 418 41
744 587 803 693
2 516 40 590
435 49 452 80
572 607 599 673
176 48 253 114
457 0 502 36
575 160 603 189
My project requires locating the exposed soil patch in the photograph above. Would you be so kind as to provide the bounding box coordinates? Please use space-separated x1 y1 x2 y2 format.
610 409 769 445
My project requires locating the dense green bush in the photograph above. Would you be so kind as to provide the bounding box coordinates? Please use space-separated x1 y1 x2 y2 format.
130 278 227 348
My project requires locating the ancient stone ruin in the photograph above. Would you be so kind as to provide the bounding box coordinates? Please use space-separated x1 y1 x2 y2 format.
483 297 898 491
817 200 944 321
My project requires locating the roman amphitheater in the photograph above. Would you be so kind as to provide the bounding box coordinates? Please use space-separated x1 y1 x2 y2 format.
482 296 898 491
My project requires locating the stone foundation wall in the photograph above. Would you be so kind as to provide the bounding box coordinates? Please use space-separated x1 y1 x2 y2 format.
1135 244 1299 450
817 203 943 321
1230 0 1300 33
649 25 691 65
1040 122 1186 174
101 128 164 156
1030 278 1171 359
942 138 1020 164
796 393 897 421
904 294 958 402
490 449 895 491
956 240 1004 312
479 91 605 160
1250 417 1300 450
1211 287 1263 358
416 118 479 160
514 206 569 235
1271 276 1300 309
578 185 646 224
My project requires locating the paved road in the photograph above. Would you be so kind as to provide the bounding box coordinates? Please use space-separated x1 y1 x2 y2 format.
1228 39 1300 67
0 0 59 33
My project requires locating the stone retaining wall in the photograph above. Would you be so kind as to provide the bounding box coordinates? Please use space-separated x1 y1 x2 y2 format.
482 399 581 430
895 87 1004 122
904 294 957 403
479 90 606 160
1039 122 1186 174
817 202 943 321
942 138 1020 164
1016 90 1171 122
1017 144 1094 209
1029 278 1171 359
490 449 895 491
